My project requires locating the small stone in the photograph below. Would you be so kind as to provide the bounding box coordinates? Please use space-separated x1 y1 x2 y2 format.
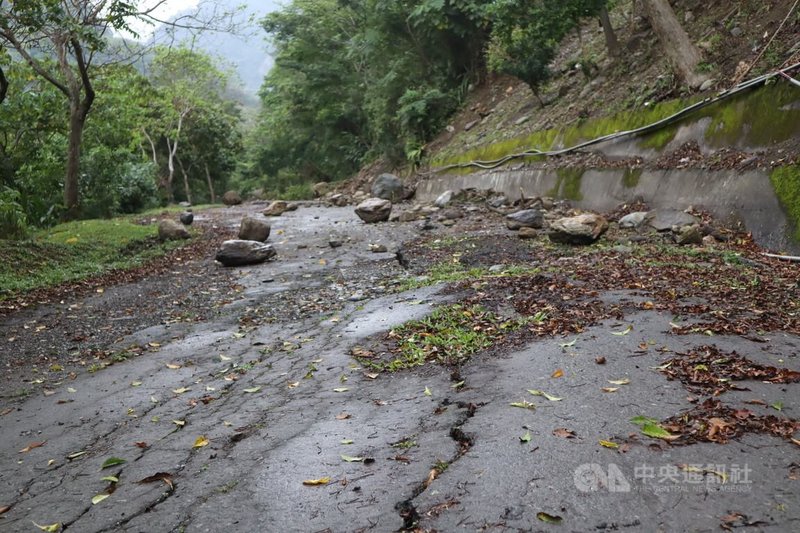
329 239 343 248
434 190 455 208
179 211 194 225
548 214 609 245
699 79 715 92
215 240 276 267
618 212 647 228
676 225 703 245
440 208 464 220
595 356 606 365
730 26 743 38
239 217 271 242
702 235 717 246
464 119 479 131
369 243 388 253
488 264 505 273
517 227 537 239
285 203 299 212
348 292 366 302
263 201 288 216
506 209 544 230
442 219 456 227
355 198 392 223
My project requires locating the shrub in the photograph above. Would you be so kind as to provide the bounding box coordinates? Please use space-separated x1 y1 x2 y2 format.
0 187 28 239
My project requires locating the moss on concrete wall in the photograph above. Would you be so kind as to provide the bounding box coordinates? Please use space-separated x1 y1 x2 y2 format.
770 165 800 242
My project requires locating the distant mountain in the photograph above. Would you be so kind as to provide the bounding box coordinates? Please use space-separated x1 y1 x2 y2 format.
153 1 282 100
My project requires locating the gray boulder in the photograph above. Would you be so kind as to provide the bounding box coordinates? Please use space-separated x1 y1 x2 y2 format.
371 173 404 202
238 217 271 242
645 209 699 231
434 190 455 208
179 211 194 225
548 214 609 245
285 202 299 212
313 182 332 197
263 201 288 216
216 240 276 267
222 190 242 206
355 197 392 223
158 219 189 241
618 211 647 228
676 225 703 245
506 209 544 230
487 194 508 208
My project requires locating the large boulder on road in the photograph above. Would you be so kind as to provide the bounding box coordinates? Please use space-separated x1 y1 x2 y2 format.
644 209 699 231
263 201 288 216
239 217 270 242
215 240 276 267
548 213 608 245
158 219 189 241
222 190 242 206
506 209 544 230
371 173 404 202
355 197 392 223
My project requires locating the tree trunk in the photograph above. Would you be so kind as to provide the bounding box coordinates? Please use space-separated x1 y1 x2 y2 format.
204 162 216 204
641 0 708 88
0 65 8 104
64 99 90 218
599 6 620 57
177 157 192 205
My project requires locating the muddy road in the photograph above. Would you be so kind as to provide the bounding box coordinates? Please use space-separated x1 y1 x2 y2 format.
1 202 799 532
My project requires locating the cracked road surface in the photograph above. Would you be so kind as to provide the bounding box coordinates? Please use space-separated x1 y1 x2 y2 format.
1 203 798 532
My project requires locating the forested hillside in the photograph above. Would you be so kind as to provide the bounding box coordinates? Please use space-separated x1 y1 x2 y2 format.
1 0 798 237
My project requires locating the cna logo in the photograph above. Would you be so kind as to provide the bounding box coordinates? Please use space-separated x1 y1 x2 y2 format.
574 463 631 493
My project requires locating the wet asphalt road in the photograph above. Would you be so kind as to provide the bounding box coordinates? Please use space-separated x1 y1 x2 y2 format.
1 204 798 532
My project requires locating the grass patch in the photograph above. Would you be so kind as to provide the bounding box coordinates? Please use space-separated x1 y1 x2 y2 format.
372 304 525 371
395 261 488 291
0 218 190 300
771 165 800 242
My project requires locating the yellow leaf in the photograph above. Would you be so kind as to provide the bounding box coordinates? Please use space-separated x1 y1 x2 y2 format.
288 382 299 389
193 436 209 448
424 387 432 396
608 378 630 385
219 355 232 361
601 387 619 393
792 438 800 447
599 440 619 449
166 363 181 369
172 387 190 394
65 237 78 244
172 420 186 427
32 522 62 532
302 477 331 486
551 369 564 378
91 494 110 505
148 342 161 348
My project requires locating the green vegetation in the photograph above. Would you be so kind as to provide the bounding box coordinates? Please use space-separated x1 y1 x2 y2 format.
368 304 526 371
770 165 800 242
0 219 188 300
549 168 585 201
396 262 489 292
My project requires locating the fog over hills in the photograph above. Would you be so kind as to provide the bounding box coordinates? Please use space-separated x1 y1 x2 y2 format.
154 0 281 99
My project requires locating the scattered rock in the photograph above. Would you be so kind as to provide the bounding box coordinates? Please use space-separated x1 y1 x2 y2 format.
222 190 242 206
442 219 456 227
676 225 703 245
618 211 647 228
263 201 288 216
699 79 715 92
435 190 455 208
488 264 505 273
644 209 700 232
702 235 717 246
398 211 421 223
215 240 276 267
285 203 299 212
329 239 343 248
595 356 606 365
440 208 464 220
238 217 271 242
371 173 404 202
518 227 538 239
612 245 633 254
328 194 349 207
464 119 480 131
158 219 190 241
355 198 392 223
178 201 192 208
369 243 388 253
548 214 609 245
313 182 332 197
506 209 544 230
419 219 436 231
730 26 743 38
487 194 508 208
180 211 194 225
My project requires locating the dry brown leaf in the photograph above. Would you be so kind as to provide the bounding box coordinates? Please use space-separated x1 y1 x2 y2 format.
137 472 174 490
553 428 577 439
302 477 331 486
424 468 438 488
551 369 564 378
19 441 46 453
0 505 10 514
335 412 351 420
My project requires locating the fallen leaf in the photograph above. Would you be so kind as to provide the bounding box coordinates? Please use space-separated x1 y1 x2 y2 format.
601 387 619 393
134 442 148 449
341 455 364 462
166 363 181 369
19 441 46 453
67 388 77 393
336 413 351 420
1 408 13 416
91 494 110 505
0 505 10 514
243 386 261 393
340 439 354 445
744 399 767 406
791 438 800 447
519 431 532 443
536 512 563 524
629 416 659 426
66 451 86 460
424 387 432 396
192 436 209 448
333 387 349 393
553 428 576 439
172 420 186 427
451 380 465 389
47 459 55 466
219 355 231 361
641 422 678 441
32 522 61 532
101 457 126 469
172 387 190 394
559 338 577 348
148 342 161 348
424 468 438 488
612 325 633 336
607 378 631 385
599 440 619 449
363 372 379 380
771 402 783 412
303 477 331 486
137 472 174 490
527 389 562 401
510 401 536 410
551 369 564 378
100 476 119 483
287 381 299 389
